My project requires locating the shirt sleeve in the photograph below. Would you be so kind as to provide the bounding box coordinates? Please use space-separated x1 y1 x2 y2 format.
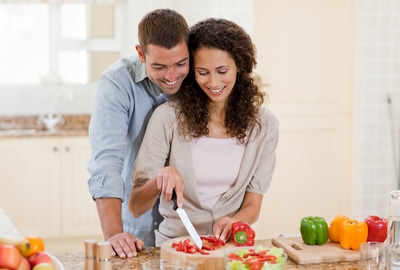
132 103 175 188
87 71 132 201
246 109 279 194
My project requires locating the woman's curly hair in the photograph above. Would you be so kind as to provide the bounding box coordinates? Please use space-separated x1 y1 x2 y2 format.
171 18 266 144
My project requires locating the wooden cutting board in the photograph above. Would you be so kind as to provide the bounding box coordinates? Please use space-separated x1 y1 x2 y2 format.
160 237 236 270
271 236 360 264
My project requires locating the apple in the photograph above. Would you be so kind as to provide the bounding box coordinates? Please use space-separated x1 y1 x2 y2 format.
17 256 30 270
0 243 21 269
28 252 53 268
32 263 55 270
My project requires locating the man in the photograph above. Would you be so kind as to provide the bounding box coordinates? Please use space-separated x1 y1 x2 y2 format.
87 9 189 258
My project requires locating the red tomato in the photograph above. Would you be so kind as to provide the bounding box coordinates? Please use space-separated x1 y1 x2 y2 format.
250 262 264 270
0 243 22 269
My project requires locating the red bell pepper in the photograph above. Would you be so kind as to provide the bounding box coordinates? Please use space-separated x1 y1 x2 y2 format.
365 215 388 243
200 236 225 247
232 221 256 246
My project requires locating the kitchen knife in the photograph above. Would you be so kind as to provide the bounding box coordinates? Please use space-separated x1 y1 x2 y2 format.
171 190 202 249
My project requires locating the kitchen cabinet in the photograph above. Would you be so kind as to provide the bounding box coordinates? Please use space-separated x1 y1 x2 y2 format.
253 0 354 238
0 136 101 238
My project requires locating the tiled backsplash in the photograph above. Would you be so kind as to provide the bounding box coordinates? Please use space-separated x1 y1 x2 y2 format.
353 0 400 219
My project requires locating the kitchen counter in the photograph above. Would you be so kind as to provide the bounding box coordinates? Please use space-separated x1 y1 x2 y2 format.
53 240 361 270
0 114 90 138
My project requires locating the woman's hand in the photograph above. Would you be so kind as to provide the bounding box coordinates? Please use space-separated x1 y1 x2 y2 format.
156 166 185 208
213 216 235 243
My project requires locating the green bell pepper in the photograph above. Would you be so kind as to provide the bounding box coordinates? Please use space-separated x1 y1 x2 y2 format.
300 216 329 245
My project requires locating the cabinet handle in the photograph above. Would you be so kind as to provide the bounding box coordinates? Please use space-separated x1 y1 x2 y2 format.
53 147 58 152
65 146 70 152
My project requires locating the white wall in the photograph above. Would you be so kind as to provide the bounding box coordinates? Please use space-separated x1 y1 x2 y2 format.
353 0 400 219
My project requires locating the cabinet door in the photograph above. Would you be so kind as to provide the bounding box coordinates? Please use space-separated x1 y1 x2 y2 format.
60 136 102 237
0 138 61 237
252 0 354 238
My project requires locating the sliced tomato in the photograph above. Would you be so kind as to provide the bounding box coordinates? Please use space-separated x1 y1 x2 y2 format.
250 262 264 270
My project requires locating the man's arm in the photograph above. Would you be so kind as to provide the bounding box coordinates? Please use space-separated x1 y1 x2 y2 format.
95 198 144 258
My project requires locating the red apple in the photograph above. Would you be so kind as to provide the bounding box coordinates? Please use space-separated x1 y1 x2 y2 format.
17 256 30 270
0 243 21 269
28 252 53 268
32 263 55 270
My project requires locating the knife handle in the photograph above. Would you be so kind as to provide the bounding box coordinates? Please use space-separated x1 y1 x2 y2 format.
171 189 178 210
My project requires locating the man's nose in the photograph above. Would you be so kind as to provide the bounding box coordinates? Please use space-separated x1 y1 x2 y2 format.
164 67 178 82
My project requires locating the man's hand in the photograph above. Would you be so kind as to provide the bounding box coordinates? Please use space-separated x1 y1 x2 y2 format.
106 232 144 258
96 198 144 258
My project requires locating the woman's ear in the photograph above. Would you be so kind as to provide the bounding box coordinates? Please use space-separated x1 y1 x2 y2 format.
135 45 145 63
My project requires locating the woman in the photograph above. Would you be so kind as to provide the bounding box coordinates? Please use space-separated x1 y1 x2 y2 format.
128 18 279 246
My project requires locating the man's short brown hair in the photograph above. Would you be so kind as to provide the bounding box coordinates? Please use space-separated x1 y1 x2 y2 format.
138 9 189 54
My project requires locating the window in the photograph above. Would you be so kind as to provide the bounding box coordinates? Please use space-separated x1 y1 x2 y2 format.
0 2 122 85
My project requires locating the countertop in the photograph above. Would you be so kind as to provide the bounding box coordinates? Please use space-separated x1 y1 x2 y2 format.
53 240 361 270
0 115 90 138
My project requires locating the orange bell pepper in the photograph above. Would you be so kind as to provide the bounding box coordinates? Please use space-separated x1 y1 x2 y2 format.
339 219 368 250
328 215 349 242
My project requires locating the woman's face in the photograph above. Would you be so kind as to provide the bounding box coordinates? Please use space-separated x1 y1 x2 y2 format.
193 47 237 105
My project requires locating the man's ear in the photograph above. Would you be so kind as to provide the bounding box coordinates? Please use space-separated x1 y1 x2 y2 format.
135 45 145 63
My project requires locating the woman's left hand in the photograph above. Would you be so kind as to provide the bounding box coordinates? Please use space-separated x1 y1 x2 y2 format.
213 216 235 243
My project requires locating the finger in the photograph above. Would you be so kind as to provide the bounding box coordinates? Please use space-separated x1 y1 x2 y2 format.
109 234 140 259
135 238 145 251
119 238 139 258
219 223 232 243
109 240 127 259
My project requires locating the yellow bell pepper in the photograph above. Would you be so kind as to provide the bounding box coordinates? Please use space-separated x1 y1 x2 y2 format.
328 215 349 242
339 219 368 250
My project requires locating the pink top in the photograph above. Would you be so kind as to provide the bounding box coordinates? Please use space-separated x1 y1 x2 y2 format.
190 137 245 209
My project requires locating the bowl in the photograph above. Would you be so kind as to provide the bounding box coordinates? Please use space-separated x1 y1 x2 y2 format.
46 252 64 270
224 246 287 270
142 259 197 270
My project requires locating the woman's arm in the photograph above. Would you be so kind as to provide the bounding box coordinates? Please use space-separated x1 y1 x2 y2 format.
213 192 263 242
128 177 160 218
129 166 186 217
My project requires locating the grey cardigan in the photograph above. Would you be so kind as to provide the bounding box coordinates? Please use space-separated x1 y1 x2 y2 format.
132 101 279 246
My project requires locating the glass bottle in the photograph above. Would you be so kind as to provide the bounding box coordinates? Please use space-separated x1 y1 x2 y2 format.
388 190 400 269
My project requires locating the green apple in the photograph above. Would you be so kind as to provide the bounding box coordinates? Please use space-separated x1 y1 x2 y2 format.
32 262 55 270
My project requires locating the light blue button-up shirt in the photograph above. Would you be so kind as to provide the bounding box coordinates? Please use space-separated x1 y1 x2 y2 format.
87 55 166 247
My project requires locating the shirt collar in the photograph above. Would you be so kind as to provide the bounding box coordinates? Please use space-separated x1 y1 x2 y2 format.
132 55 166 102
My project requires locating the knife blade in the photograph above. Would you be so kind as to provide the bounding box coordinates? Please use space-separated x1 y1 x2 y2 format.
171 190 202 249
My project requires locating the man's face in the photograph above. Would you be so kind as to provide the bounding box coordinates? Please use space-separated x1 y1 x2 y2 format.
136 42 189 95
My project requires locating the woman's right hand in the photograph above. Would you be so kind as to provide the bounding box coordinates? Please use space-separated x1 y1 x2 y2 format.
155 166 185 208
